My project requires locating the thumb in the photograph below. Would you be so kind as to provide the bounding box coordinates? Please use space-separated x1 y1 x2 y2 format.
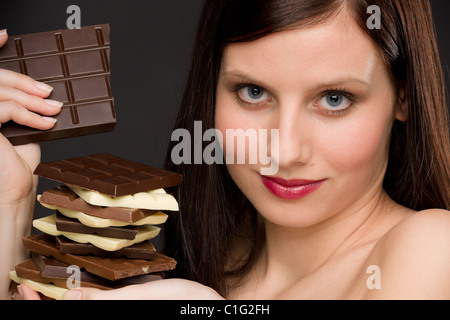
0 29 8 48
0 129 19 168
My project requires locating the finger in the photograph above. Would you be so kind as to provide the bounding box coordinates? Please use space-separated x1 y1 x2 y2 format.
63 289 83 300
0 100 57 130
64 287 136 300
18 284 42 300
0 85 62 116
0 68 54 98
64 288 110 300
64 285 153 300
0 29 7 48
63 279 223 300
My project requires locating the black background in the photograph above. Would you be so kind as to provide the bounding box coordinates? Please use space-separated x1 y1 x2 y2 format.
0 0 449 230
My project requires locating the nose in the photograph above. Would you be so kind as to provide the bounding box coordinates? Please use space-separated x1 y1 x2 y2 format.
271 99 313 169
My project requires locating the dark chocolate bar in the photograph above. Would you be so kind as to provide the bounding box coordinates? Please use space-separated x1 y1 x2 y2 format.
0 24 115 145
55 236 157 260
39 186 160 223
23 234 176 281
55 213 139 240
34 153 183 196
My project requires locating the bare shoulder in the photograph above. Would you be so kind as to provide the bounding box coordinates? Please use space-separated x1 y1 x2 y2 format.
362 209 450 299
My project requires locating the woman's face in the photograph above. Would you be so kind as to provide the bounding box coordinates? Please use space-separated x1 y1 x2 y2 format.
215 11 402 228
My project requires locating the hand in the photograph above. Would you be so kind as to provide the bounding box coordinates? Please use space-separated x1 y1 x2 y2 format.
0 30 62 205
18 279 225 300
64 279 224 300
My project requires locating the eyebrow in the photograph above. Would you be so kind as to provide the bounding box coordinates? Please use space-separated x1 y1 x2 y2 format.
222 71 372 91
222 71 269 88
309 78 371 91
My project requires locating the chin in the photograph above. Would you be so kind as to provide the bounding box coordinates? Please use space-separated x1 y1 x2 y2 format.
249 193 333 228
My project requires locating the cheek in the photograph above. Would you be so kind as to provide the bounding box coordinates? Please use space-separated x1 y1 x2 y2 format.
215 98 237 157
215 94 268 189
215 90 264 131
215 88 233 135
319 112 392 175
215 94 266 161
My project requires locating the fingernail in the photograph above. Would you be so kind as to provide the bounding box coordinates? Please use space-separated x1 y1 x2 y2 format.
17 284 24 298
35 81 53 93
64 289 82 300
45 99 63 108
0 29 7 36
42 116 57 124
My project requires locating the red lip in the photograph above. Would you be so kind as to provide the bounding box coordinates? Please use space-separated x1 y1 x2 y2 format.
261 176 325 200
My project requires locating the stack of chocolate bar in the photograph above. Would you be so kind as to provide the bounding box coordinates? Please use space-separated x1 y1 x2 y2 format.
9 153 182 300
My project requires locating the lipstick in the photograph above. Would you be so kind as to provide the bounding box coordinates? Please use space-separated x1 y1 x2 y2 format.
261 176 325 200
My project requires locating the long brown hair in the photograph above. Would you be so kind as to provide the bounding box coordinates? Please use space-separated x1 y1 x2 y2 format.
163 0 450 296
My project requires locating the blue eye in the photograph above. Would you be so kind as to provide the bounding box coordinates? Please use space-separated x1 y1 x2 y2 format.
326 94 344 107
238 85 270 104
318 93 351 111
248 86 264 99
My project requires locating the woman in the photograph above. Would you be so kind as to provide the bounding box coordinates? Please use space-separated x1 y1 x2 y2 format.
2 0 449 300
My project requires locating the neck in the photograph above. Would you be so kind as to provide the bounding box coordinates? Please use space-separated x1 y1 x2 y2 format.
260 188 398 284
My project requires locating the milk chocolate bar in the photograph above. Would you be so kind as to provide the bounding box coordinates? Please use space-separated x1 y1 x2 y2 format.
0 25 115 145
55 236 157 260
29 254 162 289
23 234 176 280
55 213 139 240
34 153 183 196
25 256 112 290
39 186 163 223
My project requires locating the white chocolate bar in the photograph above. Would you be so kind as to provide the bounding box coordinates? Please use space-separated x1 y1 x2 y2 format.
67 184 179 211
33 215 160 251
38 199 168 228
9 271 67 300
